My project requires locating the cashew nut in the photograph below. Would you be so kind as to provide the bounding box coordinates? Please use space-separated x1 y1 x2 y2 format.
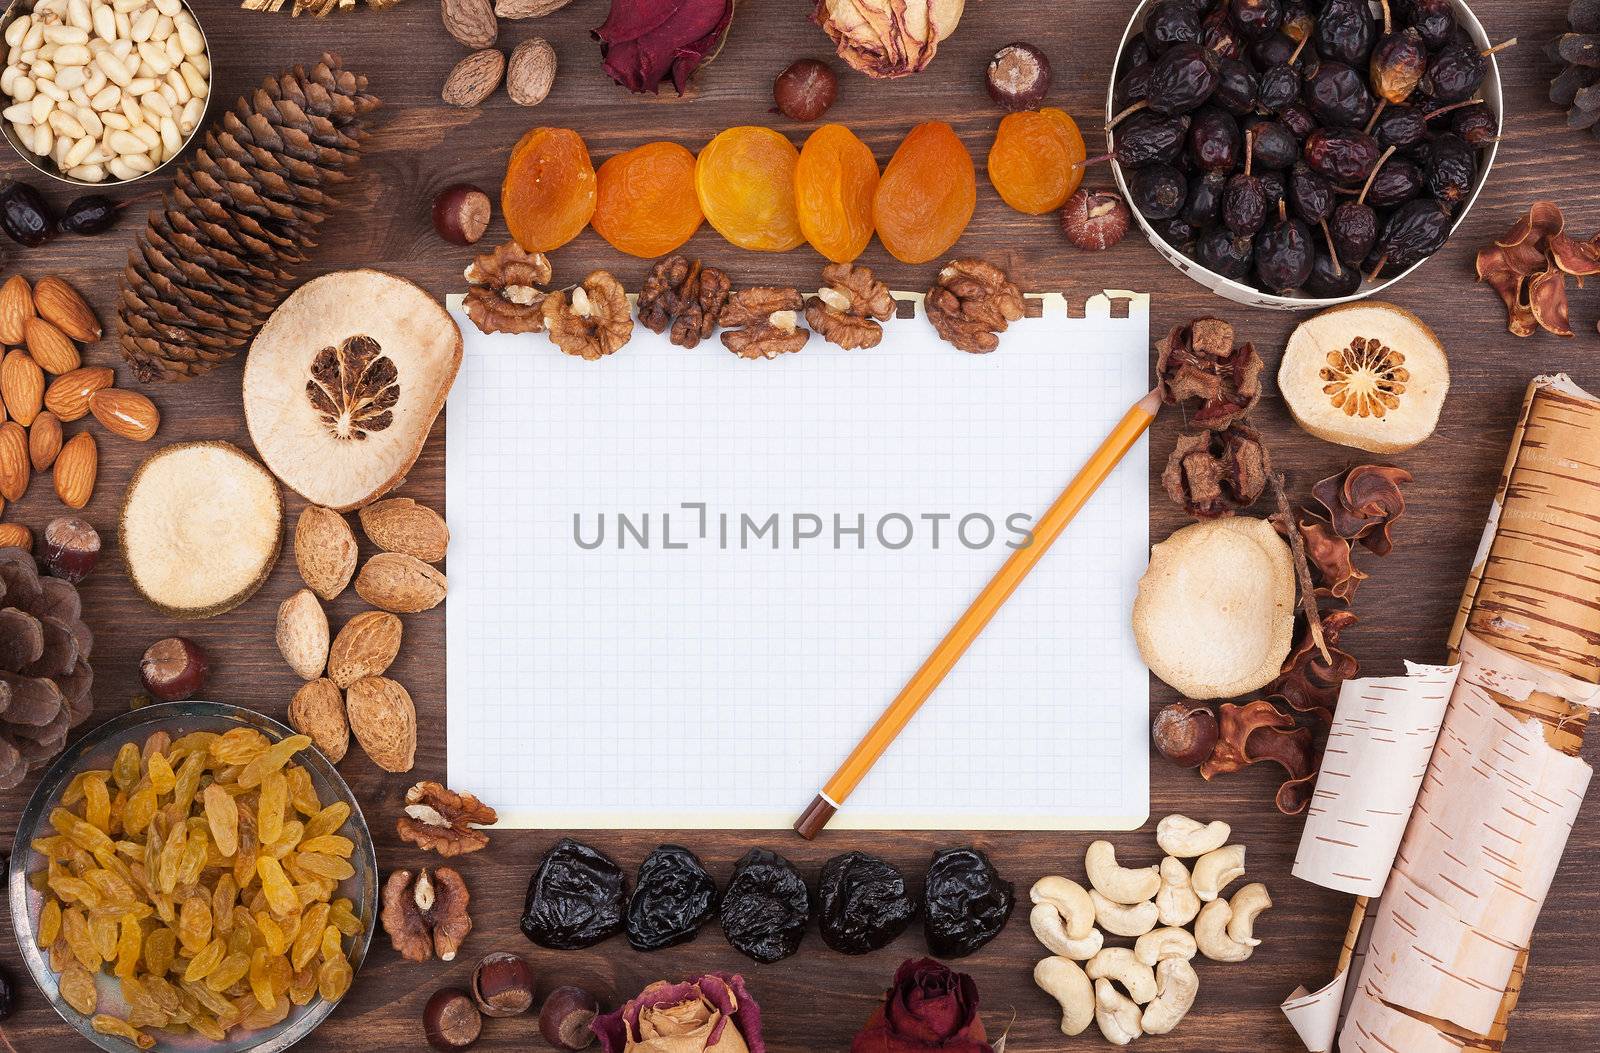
1140 958 1200 1036
1084 840 1161 904
1030 903 1104 959
1085 946 1157 1004
1030 875 1095 940
1194 897 1254 962
1094 977 1144 1046
1034 955 1094 1037
1156 855 1201 927
1191 843 1246 902
1090 889 1159 938
1226 882 1272 946
1134 925 1197 967
1155 813 1231 858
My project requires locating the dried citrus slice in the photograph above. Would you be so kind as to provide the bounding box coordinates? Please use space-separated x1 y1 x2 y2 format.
695 126 805 252
795 124 879 264
873 121 976 264
591 141 704 259
502 127 597 253
987 107 1086 215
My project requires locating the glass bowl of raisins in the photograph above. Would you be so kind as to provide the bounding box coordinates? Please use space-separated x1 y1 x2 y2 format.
8 700 377 1052
1106 0 1503 309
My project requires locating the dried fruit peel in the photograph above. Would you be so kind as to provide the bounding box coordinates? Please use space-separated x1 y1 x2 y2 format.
795 124 880 263
695 127 805 252
503 127 598 253
874 121 976 264
592 142 704 259
987 108 1085 215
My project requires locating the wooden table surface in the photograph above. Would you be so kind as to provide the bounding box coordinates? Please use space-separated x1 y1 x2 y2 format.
1 0 1596 1049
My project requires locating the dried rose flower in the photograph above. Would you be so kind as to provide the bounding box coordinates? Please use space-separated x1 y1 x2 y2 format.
812 0 965 79
594 0 735 95
593 973 765 1053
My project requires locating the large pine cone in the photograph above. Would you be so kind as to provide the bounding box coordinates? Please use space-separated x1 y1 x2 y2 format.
0 548 93 791
118 53 381 383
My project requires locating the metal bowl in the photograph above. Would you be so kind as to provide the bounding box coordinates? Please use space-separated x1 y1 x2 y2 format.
8 701 378 1053
1107 0 1504 311
0 0 212 186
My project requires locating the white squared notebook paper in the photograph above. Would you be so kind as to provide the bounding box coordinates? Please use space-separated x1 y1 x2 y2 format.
445 290 1150 830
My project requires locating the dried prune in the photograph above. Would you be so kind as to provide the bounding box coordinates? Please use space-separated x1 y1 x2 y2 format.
1314 0 1376 65
1248 118 1298 168
1330 199 1378 263
1288 162 1333 223
1304 127 1380 184
1418 39 1486 104
1114 112 1191 166
1214 58 1260 113
1188 107 1241 171
1371 26 1427 103
1451 103 1498 146
1305 247 1361 297
1424 132 1475 205
1279 100 1317 138
1147 43 1220 114
1304 62 1376 128
1183 170 1228 227
1132 164 1187 220
626 845 717 952
1196 226 1256 280
1255 202 1314 292
521 839 627 950
1370 197 1450 272
817 852 916 955
1115 62 1153 112
1145 0 1202 54
1374 104 1428 149
719 849 811 964
922 847 1014 959
1365 156 1423 207
1229 0 1283 40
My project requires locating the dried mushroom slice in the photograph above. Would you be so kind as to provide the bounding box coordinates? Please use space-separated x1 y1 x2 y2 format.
244 270 463 511
1278 302 1449 454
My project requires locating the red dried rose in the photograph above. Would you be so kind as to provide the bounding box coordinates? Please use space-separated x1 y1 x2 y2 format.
1154 317 1263 430
852 958 990 1053
593 0 735 95
1162 423 1269 519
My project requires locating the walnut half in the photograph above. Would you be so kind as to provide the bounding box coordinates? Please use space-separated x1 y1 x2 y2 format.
638 255 732 349
397 780 498 857
806 262 894 350
925 258 1025 354
464 241 552 335
720 287 809 360
543 271 634 360
381 866 473 962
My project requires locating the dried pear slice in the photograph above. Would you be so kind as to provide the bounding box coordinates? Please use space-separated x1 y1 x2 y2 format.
243 270 462 512
121 441 283 620
1133 517 1296 700
1278 302 1449 454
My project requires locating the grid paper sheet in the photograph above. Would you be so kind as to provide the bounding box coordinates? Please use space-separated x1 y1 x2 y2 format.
445 292 1150 829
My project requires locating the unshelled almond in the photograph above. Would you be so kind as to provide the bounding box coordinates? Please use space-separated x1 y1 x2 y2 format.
358 498 450 563
23 317 79 375
53 431 96 509
277 587 330 680
29 409 60 471
346 675 417 772
32 277 100 343
328 610 403 689
296 505 358 601
355 553 448 613
88 388 159 442
2 351 43 426
44 366 114 422
289 677 349 763
0 523 31 550
0 421 27 502
0 276 32 346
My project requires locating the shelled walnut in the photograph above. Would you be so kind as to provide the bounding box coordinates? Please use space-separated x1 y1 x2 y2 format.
382 867 473 962
806 263 894 349
924 259 1024 353
398 781 499 856
720 287 808 359
543 271 634 359
638 255 731 349
464 242 551 335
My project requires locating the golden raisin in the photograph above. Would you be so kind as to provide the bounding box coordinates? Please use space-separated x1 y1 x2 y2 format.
873 121 976 264
592 141 704 259
695 126 805 252
502 127 598 253
987 107 1086 215
795 123 880 264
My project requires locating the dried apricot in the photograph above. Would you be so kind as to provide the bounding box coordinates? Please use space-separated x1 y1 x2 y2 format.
502 127 598 253
873 121 976 264
987 108 1086 215
591 142 704 259
795 124 880 264
695 126 805 252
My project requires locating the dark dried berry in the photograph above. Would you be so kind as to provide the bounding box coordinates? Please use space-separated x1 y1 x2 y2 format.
923 847 1014 959
1203 8 1247 61
1188 107 1241 170
1155 215 1198 249
1304 127 1381 183
1314 0 1377 65
1371 197 1451 272
1330 199 1378 263
1146 0 1203 54
987 42 1052 111
1196 226 1256 280
1115 111 1192 166
1288 162 1334 223
1399 0 1454 50
1304 61 1376 128
1451 103 1498 146
1424 132 1476 205
1371 27 1427 103
818 851 917 955
0 962 13 1020
1248 118 1298 168
1250 30 1298 68
1418 39 1488 104
1214 57 1260 113
58 194 122 236
720 848 811 963
625 845 717 952
1257 61 1301 110
1365 156 1423 207
1122 31 1152 69
1281 0 1314 42
1146 42 1219 115
0 181 56 247
1114 62 1153 111
521 839 627 950
1182 170 1228 227
1373 104 1428 149
1131 164 1188 219
1305 247 1362 297
1229 0 1283 39
1222 147 1268 235
1258 168 1288 212
1255 203 1314 292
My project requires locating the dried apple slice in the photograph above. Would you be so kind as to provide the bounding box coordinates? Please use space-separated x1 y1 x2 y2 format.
243 270 462 511
121 441 282 620
1278 302 1449 454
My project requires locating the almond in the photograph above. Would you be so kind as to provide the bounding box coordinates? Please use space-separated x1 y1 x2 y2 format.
328 610 403 689
0 421 27 502
88 387 159 442
346 675 417 772
355 552 447 613
0 276 32 346
23 317 80 375
2 350 43 426
276 587 330 680
0 523 31 550
53 431 96 509
358 498 450 563
43 366 113 422
442 48 504 107
288 677 349 763
32 277 100 343
29 409 60 471
295 505 358 601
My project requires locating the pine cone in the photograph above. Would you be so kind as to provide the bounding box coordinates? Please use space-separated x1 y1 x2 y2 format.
0 548 94 791
118 54 381 383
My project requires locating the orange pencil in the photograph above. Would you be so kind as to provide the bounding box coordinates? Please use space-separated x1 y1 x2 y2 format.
794 387 1164 839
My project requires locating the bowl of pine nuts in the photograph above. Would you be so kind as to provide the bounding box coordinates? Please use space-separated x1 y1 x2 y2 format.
0 0 210 185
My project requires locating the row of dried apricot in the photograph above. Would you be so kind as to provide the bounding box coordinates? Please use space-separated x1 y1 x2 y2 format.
501 115 1084 264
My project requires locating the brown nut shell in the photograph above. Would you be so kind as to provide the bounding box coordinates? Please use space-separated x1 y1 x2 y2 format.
347 675 417 772
328 610 403 689
356 552 447 613
506 38 557 106
289 677 349 763
442 48 505 108
358 497 450 562
295 505 358 602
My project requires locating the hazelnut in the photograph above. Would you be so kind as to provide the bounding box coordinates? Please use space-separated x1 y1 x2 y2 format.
539 986 599 1051
471 951 535 1017
139 637 209 703
423 987 483 1051
1060 188 1131 251
432 184 492 246
37 516 100 583
773 58 837 122
987 41 1051 111
1152 702 1220 768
